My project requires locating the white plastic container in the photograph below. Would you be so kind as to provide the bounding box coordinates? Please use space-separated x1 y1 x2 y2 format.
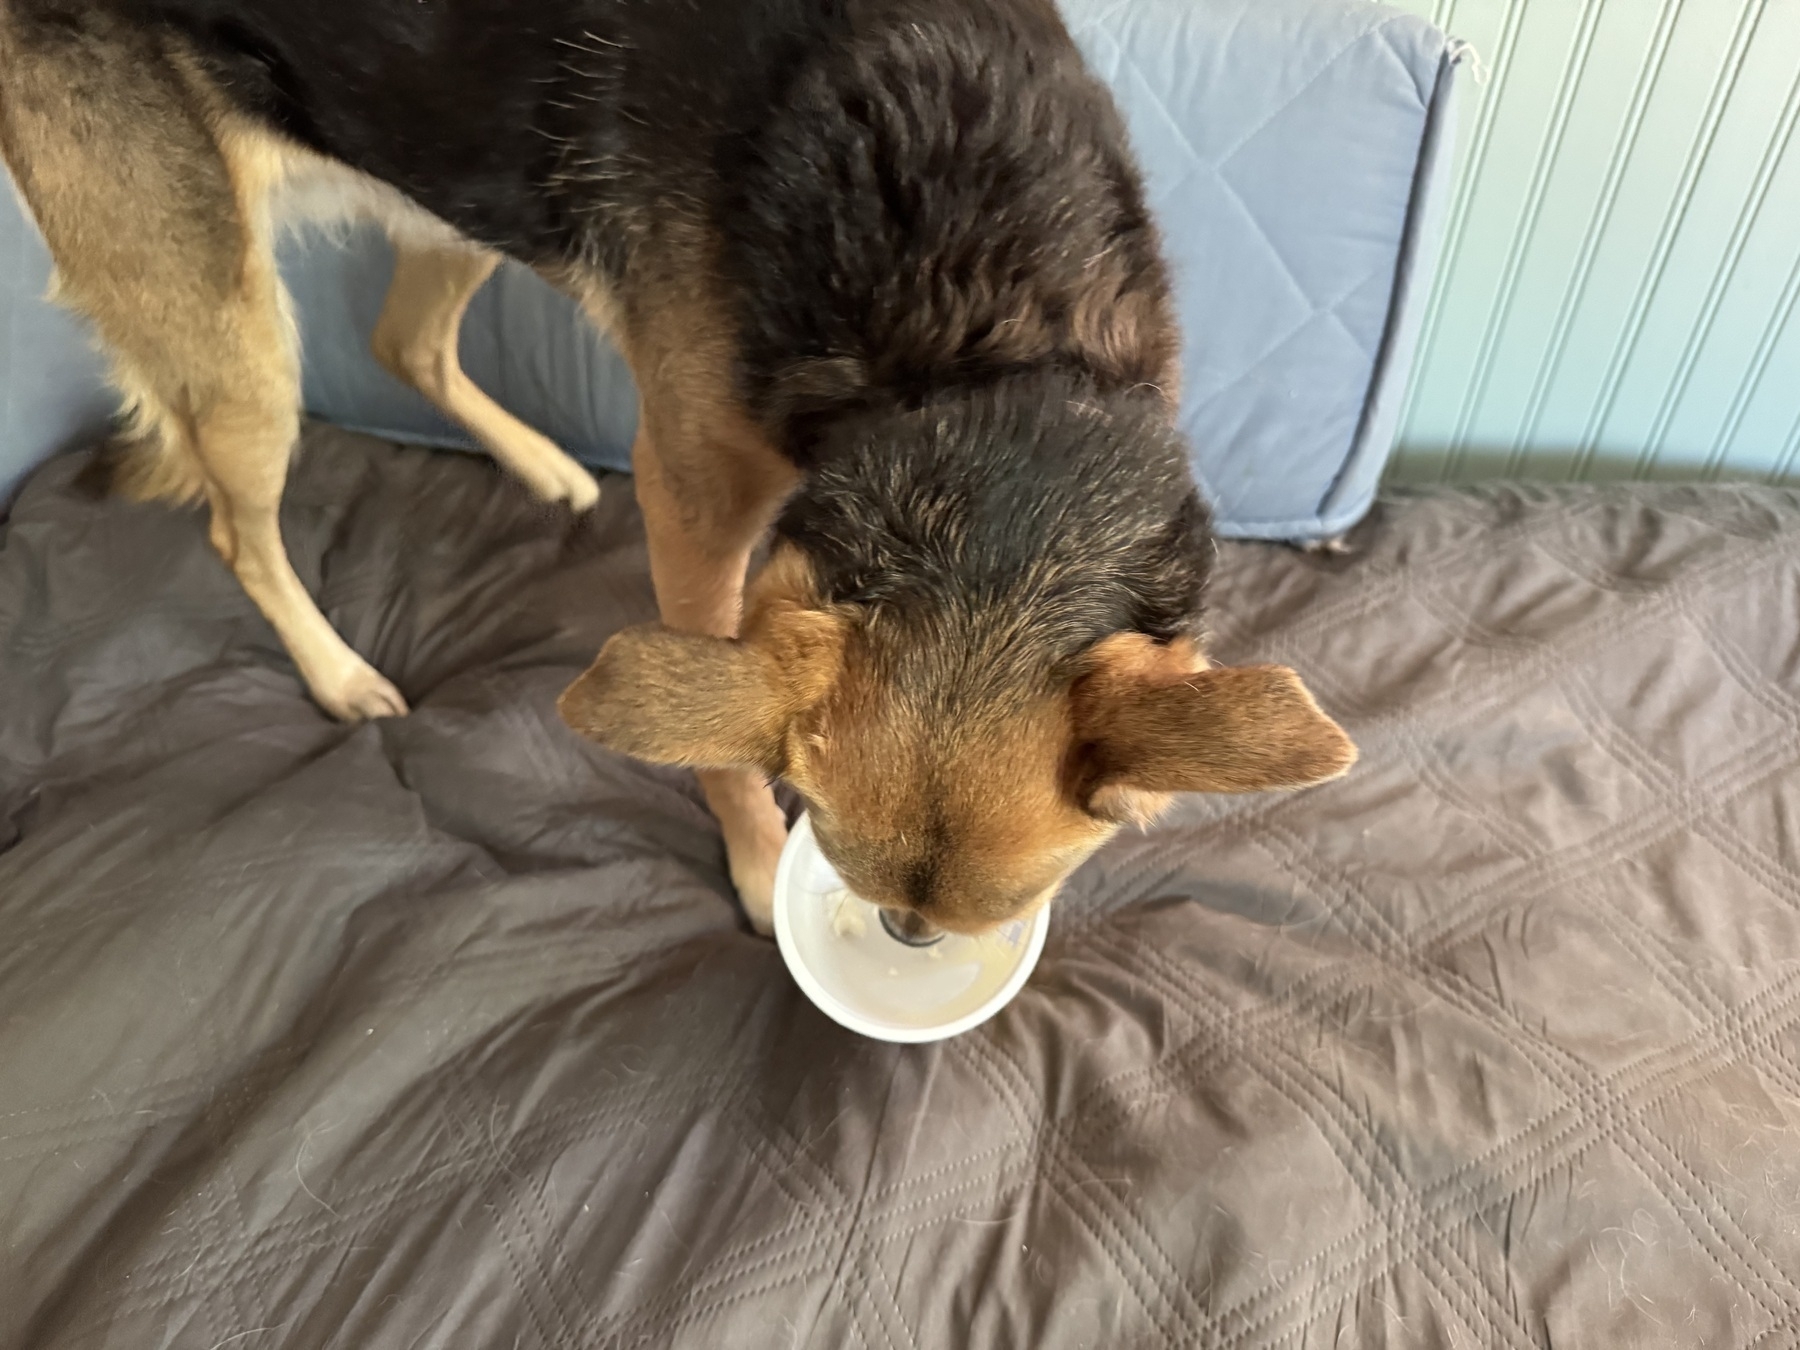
772 813 1049 1043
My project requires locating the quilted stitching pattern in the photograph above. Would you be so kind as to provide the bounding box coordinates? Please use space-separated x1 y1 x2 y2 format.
4 429 1800 1348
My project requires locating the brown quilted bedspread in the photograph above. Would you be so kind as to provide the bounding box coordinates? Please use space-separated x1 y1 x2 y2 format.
3 426 1799 1349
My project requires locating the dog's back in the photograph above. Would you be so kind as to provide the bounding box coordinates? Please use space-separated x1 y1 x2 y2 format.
13 0 1179 414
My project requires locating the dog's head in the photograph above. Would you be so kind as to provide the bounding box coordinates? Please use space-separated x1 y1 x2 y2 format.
557 547 1354 935
562 381 1354 932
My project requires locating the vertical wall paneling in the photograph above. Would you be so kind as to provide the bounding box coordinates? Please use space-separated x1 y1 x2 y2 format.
1442 0 1607 480
1500 0 1686 480
1384 0 1800 485
1392 0 1532 481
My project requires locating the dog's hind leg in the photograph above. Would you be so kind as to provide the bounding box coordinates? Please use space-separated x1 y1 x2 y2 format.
0 15 405 719
372 242 601 510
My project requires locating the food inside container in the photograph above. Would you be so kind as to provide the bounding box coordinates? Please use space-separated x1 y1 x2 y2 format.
772 813 1049 1043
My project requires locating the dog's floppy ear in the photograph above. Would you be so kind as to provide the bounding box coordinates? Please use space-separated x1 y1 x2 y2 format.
1074 636 1355 822
557 607 844 771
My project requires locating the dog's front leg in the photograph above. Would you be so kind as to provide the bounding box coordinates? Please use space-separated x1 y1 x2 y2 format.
631 417 795 934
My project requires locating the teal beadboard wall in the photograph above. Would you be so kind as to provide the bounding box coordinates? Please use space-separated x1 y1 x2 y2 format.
1384 0 1800 484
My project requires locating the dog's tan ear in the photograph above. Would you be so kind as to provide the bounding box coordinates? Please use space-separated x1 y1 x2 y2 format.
557 608 844 771
1074 643 1355 820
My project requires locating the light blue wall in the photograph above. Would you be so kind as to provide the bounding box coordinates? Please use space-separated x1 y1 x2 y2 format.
1387 0 1800 484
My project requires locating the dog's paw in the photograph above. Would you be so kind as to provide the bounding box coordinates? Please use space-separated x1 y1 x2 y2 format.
313 658 409 721
542 460 601 512
520 453 600 512
559 465 602 513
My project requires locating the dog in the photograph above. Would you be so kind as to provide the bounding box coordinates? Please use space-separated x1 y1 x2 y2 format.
0 0 1355 937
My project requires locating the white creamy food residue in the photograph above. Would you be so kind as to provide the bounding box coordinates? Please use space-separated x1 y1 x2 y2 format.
828 889 867 939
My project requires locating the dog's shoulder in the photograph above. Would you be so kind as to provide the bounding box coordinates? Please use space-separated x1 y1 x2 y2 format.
718 0 1180 440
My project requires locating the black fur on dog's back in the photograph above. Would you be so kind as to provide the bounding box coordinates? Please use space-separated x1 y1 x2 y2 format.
83 2 1179 413
87 0 1209 626
34 0 1205 519
715 1 1179 446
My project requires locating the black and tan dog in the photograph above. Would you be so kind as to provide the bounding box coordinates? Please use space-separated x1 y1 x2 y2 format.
0 0 1354 935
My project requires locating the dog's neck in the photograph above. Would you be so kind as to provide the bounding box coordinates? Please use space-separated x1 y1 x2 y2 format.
771 370 1213 703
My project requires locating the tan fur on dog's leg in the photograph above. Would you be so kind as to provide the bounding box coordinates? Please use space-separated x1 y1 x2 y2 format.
373 243 599 509
696 766 789 937
631 416 795 933
0 24 403 721
195 394 407 720
198 125 408 720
